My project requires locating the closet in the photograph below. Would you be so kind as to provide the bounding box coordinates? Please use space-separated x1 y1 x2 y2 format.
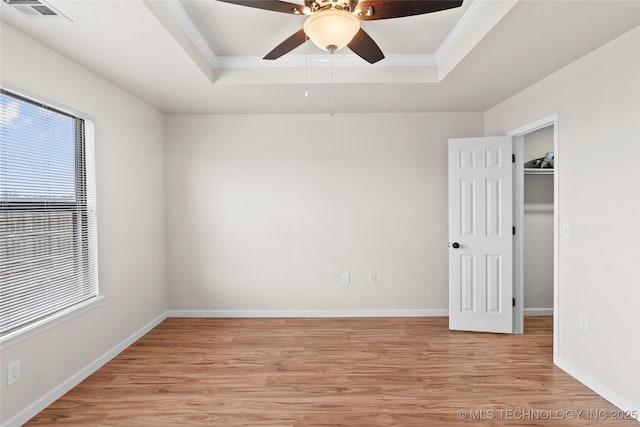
522 126 554 313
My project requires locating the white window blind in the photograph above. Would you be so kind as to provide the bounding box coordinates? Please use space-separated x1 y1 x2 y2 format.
0 89 99 340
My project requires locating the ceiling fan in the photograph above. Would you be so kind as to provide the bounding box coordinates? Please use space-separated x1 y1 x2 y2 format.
216 0 464 64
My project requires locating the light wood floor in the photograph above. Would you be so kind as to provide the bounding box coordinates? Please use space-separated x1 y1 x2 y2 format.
27 317 637 426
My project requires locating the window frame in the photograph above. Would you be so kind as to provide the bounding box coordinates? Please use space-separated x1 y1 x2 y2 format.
0 86 101 347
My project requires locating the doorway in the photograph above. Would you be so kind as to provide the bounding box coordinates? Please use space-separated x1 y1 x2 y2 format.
508 114 559 359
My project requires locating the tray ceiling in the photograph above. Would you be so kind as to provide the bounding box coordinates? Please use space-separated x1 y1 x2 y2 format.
1 0 638 114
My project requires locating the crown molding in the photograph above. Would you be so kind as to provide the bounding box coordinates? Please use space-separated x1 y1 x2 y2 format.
163 0 219 66
435 0 491 63
162 0 493 72
219 54 438 68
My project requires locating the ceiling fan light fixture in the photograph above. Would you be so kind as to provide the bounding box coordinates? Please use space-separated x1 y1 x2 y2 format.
303 9 360 53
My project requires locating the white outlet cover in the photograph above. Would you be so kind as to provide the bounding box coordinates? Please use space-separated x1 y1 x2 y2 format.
7 360 21 385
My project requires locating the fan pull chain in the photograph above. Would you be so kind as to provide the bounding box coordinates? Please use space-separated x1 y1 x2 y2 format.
304 34 309 99
330 52 335 116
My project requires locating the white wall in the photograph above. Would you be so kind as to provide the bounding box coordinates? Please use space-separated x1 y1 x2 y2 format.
0 25 168 424
523 126 554 309
165 113 483 312
485 27 640 408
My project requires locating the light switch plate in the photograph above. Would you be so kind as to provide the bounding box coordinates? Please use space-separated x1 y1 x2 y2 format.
341 273 350 285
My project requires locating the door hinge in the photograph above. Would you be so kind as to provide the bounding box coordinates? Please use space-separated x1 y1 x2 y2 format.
512 298 516 307
512 154 516 163
512 226 516 235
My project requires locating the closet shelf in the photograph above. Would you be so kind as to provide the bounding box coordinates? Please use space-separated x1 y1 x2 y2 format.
524 168 554 175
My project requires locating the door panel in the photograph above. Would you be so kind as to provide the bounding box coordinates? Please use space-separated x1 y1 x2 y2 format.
460 179 476 236
486 178 501 236
486 255 501 313
460 254 476 312
449 137 513 333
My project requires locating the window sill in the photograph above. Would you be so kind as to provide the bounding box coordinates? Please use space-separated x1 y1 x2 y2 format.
0 296 105 349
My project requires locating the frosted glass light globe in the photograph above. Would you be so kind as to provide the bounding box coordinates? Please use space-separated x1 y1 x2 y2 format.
303 9 360 53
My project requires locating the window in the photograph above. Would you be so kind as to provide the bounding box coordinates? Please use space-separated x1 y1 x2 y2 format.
0 89 99 342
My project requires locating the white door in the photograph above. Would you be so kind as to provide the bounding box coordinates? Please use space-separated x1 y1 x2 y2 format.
448 137 513 333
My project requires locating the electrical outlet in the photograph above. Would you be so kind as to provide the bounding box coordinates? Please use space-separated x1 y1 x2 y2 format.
369 273 377 284
341 273 350 285
7 360 21 386
579 313 588 331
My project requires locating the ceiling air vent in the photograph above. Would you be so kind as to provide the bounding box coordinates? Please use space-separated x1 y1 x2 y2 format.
2 0 71 21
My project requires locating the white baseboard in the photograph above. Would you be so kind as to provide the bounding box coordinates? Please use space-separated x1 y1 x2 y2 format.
524 308 553 316
166 309 449 318
3 312 168 427
555 357 640 423
167 308 553 318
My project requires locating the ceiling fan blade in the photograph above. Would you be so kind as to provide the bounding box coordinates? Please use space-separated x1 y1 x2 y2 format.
217 0 305 15
264 29 307 60
347 28 384 64
356 0 463 21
